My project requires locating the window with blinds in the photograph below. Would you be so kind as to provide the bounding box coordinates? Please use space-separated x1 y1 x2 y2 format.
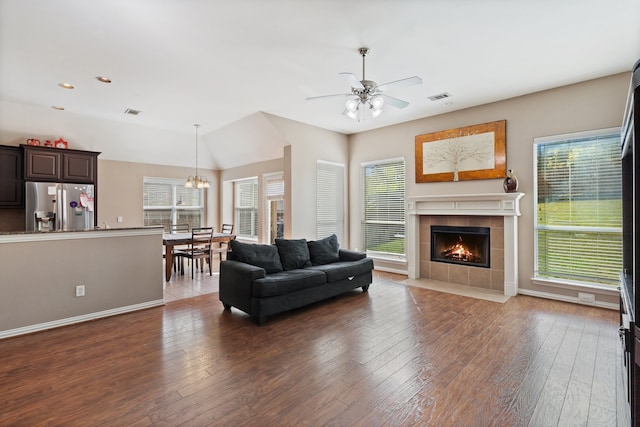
143 177 204 230
316 161 344 243
235 178 258 240
362 158 406 258
534 128 622 286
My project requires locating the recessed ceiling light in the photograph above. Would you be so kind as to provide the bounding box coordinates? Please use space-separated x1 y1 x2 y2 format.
51 106 65 110
443 101 453 107
58 83 74 89
96 76 112 83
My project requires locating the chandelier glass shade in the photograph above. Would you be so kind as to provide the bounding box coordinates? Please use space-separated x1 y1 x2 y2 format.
184 124 210 189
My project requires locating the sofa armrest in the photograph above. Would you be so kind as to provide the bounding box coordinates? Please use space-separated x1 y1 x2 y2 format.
219 260 267 314
338 249 367 261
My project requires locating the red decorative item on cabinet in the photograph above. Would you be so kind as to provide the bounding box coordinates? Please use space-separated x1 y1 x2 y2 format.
54 138 68 149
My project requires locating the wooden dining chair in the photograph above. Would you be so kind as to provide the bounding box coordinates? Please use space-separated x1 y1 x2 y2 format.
212 223 234 260
173 227 214 279
168 224 190 272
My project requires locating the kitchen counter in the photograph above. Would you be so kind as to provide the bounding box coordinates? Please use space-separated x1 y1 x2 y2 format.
0 226 164 338
0 227 164 245
0 226 162 237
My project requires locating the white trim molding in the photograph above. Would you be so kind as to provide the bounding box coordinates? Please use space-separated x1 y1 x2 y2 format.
0 300 165 339
406 193 525 297
518 289 618 311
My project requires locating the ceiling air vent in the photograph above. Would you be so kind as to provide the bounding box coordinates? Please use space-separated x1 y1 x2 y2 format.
427 92 452 101
124 108 141 116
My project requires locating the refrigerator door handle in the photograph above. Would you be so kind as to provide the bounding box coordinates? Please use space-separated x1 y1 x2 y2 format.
53 191 59 231
61 189 67 231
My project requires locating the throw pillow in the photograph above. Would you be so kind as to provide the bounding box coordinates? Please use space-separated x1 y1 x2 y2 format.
229 240 283 273
307 234 340 265
275 238 312 270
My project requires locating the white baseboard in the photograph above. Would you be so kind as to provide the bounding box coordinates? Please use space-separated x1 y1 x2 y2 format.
0 300 166 339
517 289 618 310
374 266 409 275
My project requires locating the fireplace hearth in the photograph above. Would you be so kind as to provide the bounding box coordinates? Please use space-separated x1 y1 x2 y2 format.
431 225 490 268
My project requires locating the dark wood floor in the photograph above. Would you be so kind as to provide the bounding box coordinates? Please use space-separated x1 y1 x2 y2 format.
0 271 626 426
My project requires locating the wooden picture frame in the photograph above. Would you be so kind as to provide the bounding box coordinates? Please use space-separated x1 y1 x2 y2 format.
415 120 506 183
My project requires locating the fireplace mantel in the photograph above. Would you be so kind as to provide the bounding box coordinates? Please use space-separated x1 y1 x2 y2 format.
407 193 524 217
406 193 525 296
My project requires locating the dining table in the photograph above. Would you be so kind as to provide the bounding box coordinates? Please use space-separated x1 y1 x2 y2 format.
162 232 236 281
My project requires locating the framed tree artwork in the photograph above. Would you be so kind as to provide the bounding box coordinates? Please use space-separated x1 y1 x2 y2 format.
415 120 506 183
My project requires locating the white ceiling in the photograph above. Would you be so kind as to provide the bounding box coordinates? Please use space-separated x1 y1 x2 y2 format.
1 0 639 170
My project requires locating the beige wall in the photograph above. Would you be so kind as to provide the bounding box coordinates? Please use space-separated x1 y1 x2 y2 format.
218 115 349 244
0 73 630 311
349 72 630 303
98 159 219 230
263 114 350 243
220 157 284 242
0 229 163 337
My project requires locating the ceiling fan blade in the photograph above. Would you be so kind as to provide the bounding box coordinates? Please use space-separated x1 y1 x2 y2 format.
305 93 351 101
339 72 365 90
375 76 422 92
380 94 409 109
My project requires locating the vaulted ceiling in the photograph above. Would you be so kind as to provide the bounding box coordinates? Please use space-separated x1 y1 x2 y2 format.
1 0 638 170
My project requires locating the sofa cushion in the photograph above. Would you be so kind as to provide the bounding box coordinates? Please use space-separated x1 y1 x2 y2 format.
275 238 312 270
229 240 283 274
253 269 326 297
307 234 340 265
307 258 374 283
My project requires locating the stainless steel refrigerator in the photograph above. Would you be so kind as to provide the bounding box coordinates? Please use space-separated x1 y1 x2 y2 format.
25 182 95 231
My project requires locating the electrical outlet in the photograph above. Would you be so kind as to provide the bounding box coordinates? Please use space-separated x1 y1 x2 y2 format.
117 216 123 223
75 285 85 297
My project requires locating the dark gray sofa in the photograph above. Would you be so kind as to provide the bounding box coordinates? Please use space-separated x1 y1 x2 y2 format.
219 235 373 324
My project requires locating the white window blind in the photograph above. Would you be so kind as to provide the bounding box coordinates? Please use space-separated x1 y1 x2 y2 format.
316 161 344 243
265 174 284 201
362 158 406 258
534 129 622 286
235 178 258 239
143 177 203 230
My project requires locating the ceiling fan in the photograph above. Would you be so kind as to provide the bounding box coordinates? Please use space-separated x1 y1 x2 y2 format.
306 47 422 121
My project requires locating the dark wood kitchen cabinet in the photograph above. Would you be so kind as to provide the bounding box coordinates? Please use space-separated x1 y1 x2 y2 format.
23 145 99 183
24 146 62 181
0 145 24 207
61 151 97 183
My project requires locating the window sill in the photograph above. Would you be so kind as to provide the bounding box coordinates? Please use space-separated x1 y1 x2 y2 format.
530 277 619 296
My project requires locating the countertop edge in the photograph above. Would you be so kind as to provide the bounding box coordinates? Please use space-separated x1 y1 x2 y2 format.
0 227 163 243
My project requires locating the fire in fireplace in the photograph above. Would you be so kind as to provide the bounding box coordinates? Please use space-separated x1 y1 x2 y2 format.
431 225 490 268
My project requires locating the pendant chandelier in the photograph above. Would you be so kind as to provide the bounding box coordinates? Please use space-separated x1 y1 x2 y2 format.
184 124 210 189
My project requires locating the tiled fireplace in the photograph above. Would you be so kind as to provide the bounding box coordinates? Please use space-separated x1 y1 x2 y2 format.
406 193 524 296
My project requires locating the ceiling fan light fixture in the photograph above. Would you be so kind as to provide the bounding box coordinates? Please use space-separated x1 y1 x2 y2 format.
345 98 360 119
345 98 359 112
307 47 421 122
370 95 384 117
345 109 359 120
